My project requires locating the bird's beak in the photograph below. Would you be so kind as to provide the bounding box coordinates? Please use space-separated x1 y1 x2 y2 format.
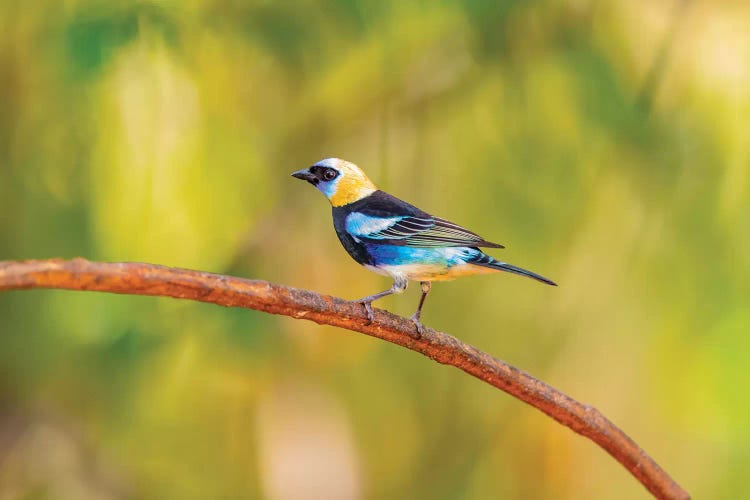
291 169 316 183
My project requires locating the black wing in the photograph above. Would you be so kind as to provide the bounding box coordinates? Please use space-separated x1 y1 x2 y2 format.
343 191 504 249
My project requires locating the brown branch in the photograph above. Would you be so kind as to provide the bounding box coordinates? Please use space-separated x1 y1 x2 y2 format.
0 258 689 499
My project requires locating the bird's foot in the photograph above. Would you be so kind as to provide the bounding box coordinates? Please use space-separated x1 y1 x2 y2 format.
408 313 424 340
354 300 374 324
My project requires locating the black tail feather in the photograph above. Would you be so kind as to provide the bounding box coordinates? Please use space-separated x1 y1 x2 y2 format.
470 253 557 286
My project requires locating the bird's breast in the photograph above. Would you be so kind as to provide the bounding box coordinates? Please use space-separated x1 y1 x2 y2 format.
333 227 372 266
373 262 498 281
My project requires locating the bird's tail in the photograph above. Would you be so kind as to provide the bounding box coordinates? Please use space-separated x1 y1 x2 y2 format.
469 252 557 286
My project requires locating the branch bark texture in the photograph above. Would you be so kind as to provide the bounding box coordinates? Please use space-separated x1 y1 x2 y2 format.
0 258 689 500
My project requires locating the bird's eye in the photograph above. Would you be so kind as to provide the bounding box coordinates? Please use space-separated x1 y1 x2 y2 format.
323 169 337 181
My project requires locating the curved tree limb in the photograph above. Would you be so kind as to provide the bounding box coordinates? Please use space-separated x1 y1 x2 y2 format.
0 258 689 500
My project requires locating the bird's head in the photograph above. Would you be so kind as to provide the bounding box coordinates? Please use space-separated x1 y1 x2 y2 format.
291 158 377 207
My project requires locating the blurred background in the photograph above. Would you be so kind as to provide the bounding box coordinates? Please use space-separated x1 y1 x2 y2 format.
0 0 748 498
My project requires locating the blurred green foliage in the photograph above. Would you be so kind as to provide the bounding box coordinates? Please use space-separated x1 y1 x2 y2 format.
1 0 749 498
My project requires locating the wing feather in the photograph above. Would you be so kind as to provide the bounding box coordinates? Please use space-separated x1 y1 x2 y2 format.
345 212 504 248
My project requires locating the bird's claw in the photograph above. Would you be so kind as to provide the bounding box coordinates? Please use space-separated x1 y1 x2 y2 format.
408 314 424 339
357 300 374 324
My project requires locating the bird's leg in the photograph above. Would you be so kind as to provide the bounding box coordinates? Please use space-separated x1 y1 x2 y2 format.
409 281 431 338
353 276 408 324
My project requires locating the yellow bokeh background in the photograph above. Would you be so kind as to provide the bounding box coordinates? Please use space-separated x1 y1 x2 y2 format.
1 1 748 498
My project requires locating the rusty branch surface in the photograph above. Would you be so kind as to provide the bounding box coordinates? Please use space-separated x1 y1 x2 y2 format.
0 258 689 499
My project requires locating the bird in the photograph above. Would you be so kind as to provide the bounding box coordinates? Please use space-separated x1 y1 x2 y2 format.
291 158 556 337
